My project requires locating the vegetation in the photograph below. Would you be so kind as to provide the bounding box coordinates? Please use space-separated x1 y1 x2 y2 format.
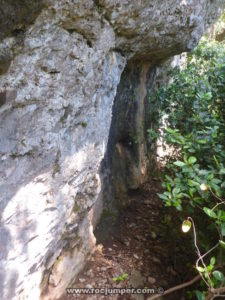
112 273 128 283
150 38 225 299
214 12 225 41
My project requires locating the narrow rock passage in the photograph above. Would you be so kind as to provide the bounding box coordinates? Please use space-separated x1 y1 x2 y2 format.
62 180 196 300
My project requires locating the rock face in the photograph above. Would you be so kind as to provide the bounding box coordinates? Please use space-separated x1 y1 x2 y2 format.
0 1 223 299
96 0 224 60
102 63 157 208
102 54 187 209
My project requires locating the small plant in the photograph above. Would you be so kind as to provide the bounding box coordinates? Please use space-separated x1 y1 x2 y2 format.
112 273 128 282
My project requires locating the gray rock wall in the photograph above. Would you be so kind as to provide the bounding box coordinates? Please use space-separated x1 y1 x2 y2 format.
96 0 224 60
0 1 223 299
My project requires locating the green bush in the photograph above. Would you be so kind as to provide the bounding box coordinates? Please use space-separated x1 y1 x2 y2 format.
152 38 225 298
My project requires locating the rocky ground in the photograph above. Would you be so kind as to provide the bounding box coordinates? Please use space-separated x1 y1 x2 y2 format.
60 180 197 300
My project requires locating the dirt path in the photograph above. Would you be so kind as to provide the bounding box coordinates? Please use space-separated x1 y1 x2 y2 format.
61 181 196 300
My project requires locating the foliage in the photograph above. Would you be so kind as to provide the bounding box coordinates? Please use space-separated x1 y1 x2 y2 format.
112 273 128 282
151 38 225 298
214 11 225 36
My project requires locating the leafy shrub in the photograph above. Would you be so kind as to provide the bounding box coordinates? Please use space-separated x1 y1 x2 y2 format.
152 38 225 298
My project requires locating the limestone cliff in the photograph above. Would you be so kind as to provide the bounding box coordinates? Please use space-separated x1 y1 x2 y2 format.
0 1 223 299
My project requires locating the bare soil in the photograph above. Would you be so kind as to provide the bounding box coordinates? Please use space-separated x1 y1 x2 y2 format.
61 180 197 300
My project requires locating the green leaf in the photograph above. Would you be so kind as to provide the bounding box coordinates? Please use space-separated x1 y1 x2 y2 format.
167 183 172 192
219 168 225 175
172 187 180 196
189 188 194 197
198 139 207 144
188 179 199 187
164 192 172 197
167 128 178 134
203 207 217 219
207 173 214 180
158 193 169 201
212 270 225 282
196 266 205 273
211 178 221 184
221 224 225 236
210 257 216 266
214 155 220 168
188 156 197 164
199 170 209 175
195 290 205 300
207 265 213 272
173 161 186 167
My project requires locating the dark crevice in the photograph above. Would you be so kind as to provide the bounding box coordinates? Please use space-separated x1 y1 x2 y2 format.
101 61 158 211
64 28 93 48
0 0 44 42
0 1 44 75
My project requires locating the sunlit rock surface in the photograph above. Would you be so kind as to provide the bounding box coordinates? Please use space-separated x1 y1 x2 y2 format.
96 0 224 60
0 0 223 299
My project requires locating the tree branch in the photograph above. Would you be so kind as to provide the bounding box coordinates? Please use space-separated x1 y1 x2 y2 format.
147 274 201 300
